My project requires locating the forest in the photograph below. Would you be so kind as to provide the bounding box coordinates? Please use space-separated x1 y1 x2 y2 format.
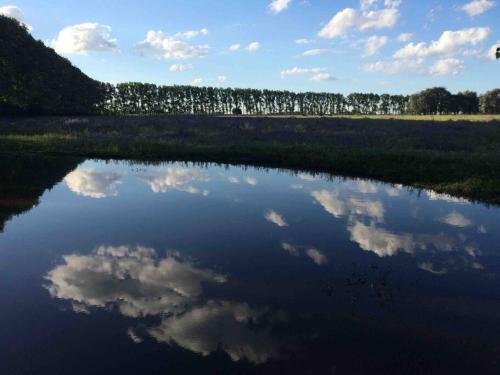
1 14 499 116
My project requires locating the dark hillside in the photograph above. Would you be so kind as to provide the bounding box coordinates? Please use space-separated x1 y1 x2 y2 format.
0 15 102 115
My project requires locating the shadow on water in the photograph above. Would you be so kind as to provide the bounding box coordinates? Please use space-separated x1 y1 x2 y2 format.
0 155 83 232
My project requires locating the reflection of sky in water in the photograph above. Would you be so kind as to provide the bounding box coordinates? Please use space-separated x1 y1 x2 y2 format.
1 159 499 373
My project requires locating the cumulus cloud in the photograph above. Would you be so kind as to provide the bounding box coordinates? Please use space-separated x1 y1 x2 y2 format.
0 5 29 26
140 168 209 194
45 245 227 318
170 63 193 72
310 72 335 81
149 300 279 364
460 0 495 16
486 41 500 60
294 38 313 44
393 27 491 59
302 48 328 56
428 58 464 75
318 2 400 39
362 35 388 57
265 210 288 227
397 32 414 42
51 23 118 55
269 0 292 13
281 67 326 78
64 169 122 198
218 75 227 82
281 67 334 81
363 58 425 74
440 211 473 227
229 44 241 51
306 248 328 265
136 29 209 59
246 42 261 52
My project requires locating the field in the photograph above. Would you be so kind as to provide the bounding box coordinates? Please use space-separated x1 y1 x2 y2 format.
1 115 500 203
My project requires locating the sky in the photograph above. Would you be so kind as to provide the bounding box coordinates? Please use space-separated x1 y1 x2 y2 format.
1 0 499 94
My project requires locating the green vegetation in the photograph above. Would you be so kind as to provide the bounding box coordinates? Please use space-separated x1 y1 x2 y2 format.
1 115 500 204
0 16 102 115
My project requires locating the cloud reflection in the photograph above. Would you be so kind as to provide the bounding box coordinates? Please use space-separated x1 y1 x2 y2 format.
64 168 123 198
141 168 209 195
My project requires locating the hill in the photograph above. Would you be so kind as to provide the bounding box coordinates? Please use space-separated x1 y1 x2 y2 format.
0 15 102 115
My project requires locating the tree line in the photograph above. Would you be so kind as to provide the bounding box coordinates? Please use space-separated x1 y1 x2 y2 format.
1 15 499 116
98 83 499 116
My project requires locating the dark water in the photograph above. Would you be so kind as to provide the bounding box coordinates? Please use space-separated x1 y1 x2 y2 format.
0 157 499 374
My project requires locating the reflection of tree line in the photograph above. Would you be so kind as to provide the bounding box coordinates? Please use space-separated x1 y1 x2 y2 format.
0 156 82 232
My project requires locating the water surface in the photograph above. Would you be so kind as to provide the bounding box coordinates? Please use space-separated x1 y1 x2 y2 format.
0 158 499 374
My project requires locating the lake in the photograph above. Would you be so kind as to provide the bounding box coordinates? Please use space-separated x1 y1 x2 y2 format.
0 157 499 374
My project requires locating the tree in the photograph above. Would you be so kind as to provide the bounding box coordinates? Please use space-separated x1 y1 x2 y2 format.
480 89 500 114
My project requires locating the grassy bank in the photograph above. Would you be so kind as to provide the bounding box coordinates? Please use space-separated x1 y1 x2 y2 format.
1 115 500 203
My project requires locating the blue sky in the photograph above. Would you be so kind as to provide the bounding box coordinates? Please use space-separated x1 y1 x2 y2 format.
1 0 499 94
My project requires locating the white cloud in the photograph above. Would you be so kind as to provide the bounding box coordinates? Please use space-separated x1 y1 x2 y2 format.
191 77 203 85
149 301 279 364
302 48 328 56
440 211 473 227
486 41 500 60
218 75 227 83
310 72 335 81
0 5 25 23
64 169 122 198
229 44 241 51
169 63 193 72
51 23 118 55
360 0 378 11
294 38 312 44
136 30 209 59
141 168 209 194
460 0 495 16
246 42 261 52
306 248 328 265
45 245 227 318
281 67 335 81
228 176 239 184
362 35 388 57
428 58 464 75
363 58 425 74
397 32 413 42
319 3 400 39
265 210 288 227
393 27 491 58
318 8 358 39
269 0 292 13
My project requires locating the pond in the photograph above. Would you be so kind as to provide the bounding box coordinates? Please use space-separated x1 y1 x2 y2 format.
0 157 499 374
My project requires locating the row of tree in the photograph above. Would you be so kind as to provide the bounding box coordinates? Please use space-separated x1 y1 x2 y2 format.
97 83 410 116
98 83 499 116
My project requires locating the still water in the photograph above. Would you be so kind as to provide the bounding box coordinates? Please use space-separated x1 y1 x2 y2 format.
0 158 499 374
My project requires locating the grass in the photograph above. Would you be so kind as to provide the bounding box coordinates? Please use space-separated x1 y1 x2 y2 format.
1 114 500 204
